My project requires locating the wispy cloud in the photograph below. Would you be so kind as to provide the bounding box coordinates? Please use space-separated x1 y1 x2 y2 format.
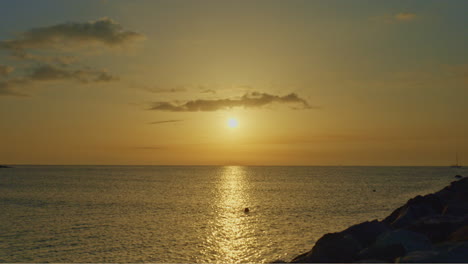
0 79 29 97
29 65 118 83
0 65 117 97
0 17 145 52
149 92 313 112
144 87 187 93
200 88 216 94
149 119 184 125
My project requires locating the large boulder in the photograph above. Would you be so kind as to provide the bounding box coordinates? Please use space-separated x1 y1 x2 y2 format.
291 232 362 263
448 224 468 242
288 178 468 263
435 178 468 204
291 220 389 263
397 241 468 263
374 229 432 253
383 194 446 229
357 243 406 263
407 215 468 243
342 220 391 248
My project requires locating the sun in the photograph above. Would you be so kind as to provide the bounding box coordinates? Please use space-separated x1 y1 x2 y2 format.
227 118 239 128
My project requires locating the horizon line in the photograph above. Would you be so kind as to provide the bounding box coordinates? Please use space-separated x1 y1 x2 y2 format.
1 164 461 167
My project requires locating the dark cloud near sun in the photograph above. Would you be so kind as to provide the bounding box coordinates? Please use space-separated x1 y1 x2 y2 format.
149 119 184 125
0 17 145 52
149 92 313 112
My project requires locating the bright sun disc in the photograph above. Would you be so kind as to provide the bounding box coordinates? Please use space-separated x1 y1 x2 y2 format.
228 118 238 128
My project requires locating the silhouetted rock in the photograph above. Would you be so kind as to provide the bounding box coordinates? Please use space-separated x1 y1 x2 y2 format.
455 175 463 179
407 215 468 243
288 177 468 263
0 165 11 168
448 225 468 242
342 220 391 248
357 243 406 263
374 229 432 252
397 241 468 263
292 232 362 263
383 194 446 228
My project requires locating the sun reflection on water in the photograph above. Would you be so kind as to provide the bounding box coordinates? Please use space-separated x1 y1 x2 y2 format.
203 166 258 263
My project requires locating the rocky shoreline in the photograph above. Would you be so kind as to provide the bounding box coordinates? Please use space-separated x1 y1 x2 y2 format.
287 177 468 263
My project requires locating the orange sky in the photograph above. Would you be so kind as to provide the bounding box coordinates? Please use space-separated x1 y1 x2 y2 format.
0 0 467 165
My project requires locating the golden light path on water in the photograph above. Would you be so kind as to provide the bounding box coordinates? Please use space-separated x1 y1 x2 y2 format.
203 166 259 263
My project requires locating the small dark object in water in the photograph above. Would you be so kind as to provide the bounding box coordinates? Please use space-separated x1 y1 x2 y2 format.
455 175 463 179
0 165 11 168
373 189 376 192
244 207 250 213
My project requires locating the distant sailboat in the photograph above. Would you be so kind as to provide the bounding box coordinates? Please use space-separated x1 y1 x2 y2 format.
451 152 462 168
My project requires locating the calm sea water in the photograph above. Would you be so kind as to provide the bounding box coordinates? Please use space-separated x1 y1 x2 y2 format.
0 166 465 262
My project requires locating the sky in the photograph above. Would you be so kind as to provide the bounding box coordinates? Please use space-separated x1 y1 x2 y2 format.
0 0 467 165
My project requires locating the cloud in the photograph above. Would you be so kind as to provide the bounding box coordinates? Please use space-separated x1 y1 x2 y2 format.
10 51 78 65
200 88 216 94
0 18 141 98
0 64 117 97
395 12 416 22
0 17 145 52
28 64 118 83
0 80 29 97
149 119 184 125
145 87 187 93
149 92 313 112
0 65 14 76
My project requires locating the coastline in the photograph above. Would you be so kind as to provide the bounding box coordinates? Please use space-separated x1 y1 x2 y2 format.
287 177 468 263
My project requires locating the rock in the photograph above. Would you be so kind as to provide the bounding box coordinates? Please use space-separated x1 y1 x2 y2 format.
288 178 468 263
355 259 388 263
443 203 468 217
435 178 468 204
270 259 287 263
408 215 468 243
397 241 468 263
291 232 362 263
357 243 406 263
455 175 463 179
290 252 308 263
383 194 446 228
448 224 468 242
0 165 11 168
374 229 432 253
342 220 391 248
396 250 440 263
291 221 390 263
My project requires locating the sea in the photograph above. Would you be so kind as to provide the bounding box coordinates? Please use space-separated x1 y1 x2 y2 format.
0 166 465 263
